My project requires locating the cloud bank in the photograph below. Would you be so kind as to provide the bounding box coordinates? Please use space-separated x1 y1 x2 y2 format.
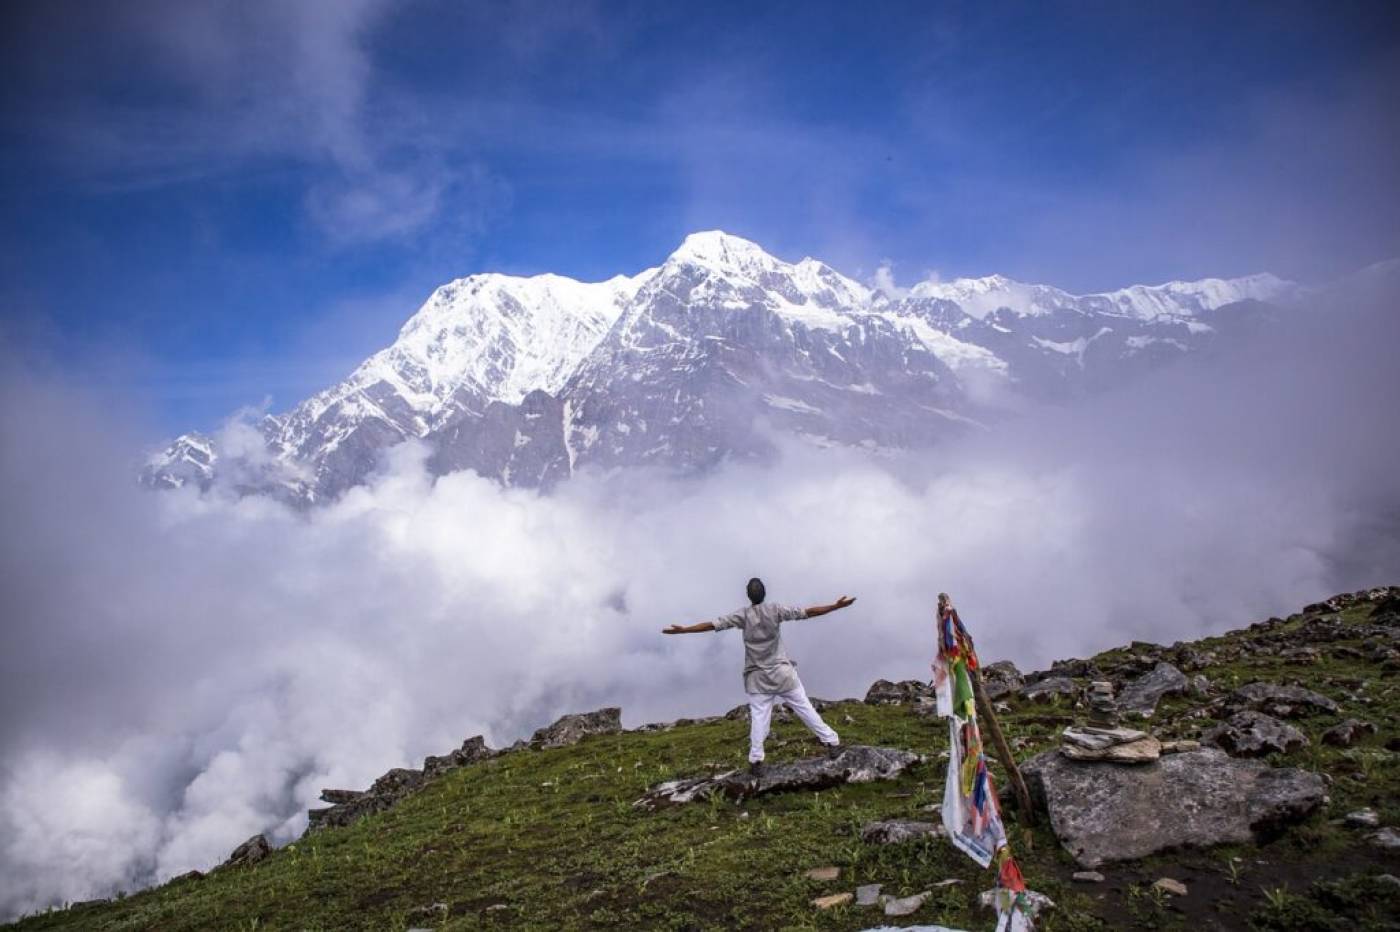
2 281 1398 917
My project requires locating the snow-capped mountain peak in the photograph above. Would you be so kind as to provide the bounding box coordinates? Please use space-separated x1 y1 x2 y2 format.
143 232 1305 504
656 230 872 322
666 230 777 273
908 271 1297 322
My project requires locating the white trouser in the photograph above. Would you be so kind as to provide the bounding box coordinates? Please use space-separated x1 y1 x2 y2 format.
747 680 840 763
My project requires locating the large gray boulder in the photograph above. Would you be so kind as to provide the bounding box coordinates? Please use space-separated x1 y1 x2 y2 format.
1117 662 1187 718
980 661 1024 700
1204 711 1309 757
529 707 622 749
1226 682 1339 718
634 745 920 810
1022 748 1325 868
1021 676 1078 703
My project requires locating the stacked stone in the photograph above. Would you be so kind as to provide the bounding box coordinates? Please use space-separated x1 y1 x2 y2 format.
1087 680 1120 727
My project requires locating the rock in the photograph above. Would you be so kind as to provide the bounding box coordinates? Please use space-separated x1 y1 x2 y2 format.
1061 736 1161 763
1050 657 1102 679
1072 871 1105 883
855 883 883 906
1021 677 1078 703
369 767 425 796
1152 878 1187 897
1021 748 1325 868
222 834 272 869
861 819 943 844
812 892 852 910
980 661 1024 700
1061 725 1149 749
1188 675 1212 697
1345 808 1379 828
883 891 929 916
634 745 921 810
1060 725 1161 762
1085 681 1121 727
169 870 204 883
1203 711 1308 757
530 707 622 749
1321 719 1377 747
1227 682 1339 718
1161 740 1201 754
1117 662 1187 717
1379 874 1400 889
1371 827 1400 849
308 767 427 833
864 679 933 705
1370 595 1400 623
423 734 497 777
806 866 841 881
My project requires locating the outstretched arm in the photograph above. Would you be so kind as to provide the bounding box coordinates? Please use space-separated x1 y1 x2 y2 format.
802 595 856 618
662 621 717 635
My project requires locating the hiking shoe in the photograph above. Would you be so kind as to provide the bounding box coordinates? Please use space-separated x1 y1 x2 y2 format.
824 743 843 760
748 761 765 777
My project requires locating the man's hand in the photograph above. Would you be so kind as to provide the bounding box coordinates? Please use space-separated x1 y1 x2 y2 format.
662 621 716 635
803 595 857 618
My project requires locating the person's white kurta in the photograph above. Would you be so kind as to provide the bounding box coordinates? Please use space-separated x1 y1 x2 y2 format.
714 602 840 761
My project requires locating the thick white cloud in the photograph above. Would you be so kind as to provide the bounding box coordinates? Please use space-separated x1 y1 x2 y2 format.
2 283 1398 918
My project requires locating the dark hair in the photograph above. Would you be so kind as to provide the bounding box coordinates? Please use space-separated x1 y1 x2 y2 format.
746 577 766 605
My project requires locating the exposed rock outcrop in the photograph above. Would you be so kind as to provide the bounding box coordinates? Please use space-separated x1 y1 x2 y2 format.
309 734 503 833
309 768 427 832
221 834 272 869
530 707 622 748
1117 662 1187 717
1204 711 1309 757
863 679 933 705
424 735 498 777
1021 676 1078 702
634 745 921 810
1022 747 1326 868
1226 682 1339 718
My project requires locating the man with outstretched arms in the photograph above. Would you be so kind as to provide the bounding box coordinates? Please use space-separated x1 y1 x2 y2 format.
663 577 856 773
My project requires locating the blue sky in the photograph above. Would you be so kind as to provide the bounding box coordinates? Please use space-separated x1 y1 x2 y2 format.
2 0 1397 435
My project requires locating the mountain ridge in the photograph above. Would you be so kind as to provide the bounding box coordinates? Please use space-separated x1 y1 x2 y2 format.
144 231 1301 504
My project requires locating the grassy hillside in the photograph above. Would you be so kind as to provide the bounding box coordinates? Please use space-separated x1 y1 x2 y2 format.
9 596 1399 931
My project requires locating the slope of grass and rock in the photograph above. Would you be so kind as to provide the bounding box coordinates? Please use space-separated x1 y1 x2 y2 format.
8 589 1400 931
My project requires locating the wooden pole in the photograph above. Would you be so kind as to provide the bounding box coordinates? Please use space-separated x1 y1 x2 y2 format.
970 668 1037 824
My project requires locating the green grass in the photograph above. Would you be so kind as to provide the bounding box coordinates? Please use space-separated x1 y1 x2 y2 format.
8 601 1398 931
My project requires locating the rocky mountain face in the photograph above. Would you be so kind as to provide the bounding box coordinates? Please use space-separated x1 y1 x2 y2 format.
144 232 1299 503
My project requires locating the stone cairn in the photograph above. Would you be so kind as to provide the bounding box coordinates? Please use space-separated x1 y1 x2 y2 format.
1087 681 1120 728
1059 681 1162 763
